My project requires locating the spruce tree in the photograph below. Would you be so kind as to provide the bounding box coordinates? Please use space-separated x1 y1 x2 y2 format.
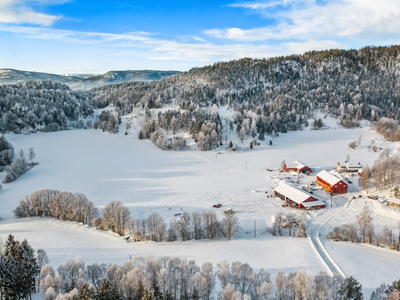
142 292 155 300
339 276 363 300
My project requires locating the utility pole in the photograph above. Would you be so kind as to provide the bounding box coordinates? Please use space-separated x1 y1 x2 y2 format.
330 192 333 208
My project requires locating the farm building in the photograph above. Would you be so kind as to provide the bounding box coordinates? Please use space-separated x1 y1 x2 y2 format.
387 198 400 210
337 161 362 173
274 181 325 209
284 161 312 174
316 170 347 194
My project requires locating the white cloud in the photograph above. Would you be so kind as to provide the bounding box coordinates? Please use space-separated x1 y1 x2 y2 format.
0 24 338 63
209 0 400 42
0 0 62 26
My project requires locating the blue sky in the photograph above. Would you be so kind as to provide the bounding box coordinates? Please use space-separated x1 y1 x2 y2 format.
1 0 400 74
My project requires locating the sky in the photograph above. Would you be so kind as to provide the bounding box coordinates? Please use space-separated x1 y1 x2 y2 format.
1 0 400 74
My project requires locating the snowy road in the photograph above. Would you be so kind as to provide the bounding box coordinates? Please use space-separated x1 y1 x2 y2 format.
307 198 349 277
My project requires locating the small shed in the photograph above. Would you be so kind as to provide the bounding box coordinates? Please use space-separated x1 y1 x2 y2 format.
316 170 347 194
387 198 400 210
284 161 312 174
274 181 325 209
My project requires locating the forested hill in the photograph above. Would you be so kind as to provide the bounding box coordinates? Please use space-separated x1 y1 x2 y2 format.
92 45 400 123
0 81 94 133
87 45 400 150
2 46 400 143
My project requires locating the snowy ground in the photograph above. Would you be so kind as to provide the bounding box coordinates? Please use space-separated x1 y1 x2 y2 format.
1 119 399 296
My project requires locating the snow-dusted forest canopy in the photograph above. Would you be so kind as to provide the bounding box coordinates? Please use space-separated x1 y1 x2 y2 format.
90 46 400 148
2 46 400 147
0 81 94 133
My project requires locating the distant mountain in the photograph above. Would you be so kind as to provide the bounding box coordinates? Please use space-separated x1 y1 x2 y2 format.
62 73 100 79
0 69 80 85
0 69 181 89
77 70 181 88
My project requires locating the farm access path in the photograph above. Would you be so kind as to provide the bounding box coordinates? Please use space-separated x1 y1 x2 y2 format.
307 196 351 277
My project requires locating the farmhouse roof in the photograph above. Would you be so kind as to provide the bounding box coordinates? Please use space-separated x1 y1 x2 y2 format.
317 170 343 186
287 160 308 169
274 181 315 204
295 160 308 169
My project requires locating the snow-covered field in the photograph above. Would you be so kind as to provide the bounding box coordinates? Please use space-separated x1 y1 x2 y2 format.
1 120 399 296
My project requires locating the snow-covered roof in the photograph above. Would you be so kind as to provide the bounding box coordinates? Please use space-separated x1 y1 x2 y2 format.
287 160 308 169
302 200 325 207
274 181 316 204
316 170 343 186
388 198 400 205
295 160 307 169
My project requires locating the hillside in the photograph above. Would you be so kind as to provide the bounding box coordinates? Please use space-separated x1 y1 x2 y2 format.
0 69 80 85
90 45 400 150
0 69 180 89
77 70 181 89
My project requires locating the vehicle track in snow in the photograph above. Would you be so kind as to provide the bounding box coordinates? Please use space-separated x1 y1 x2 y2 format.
308 198 352 277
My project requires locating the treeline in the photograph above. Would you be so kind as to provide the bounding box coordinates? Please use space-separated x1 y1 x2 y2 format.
269 212 308 238
14 189 99 225
326 204 400 250
3 235 400 299
13 190 239 241
358 148 400 192
123 210 239 242
38 257 367 300
3 148 36 183
0 135 37 184
139 108 222 151
0 81 94 134
375 118 400 142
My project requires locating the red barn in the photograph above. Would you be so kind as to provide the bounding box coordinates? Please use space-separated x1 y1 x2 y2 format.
284 161 312 174
274 182 325 209
316 170 347 194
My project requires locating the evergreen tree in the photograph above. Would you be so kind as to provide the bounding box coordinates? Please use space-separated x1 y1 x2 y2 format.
191 288 200 300
79 283 95 300
142 292 155 300
269 140 273 146
339 276 363 300
229 141 233 148
250 142 253 149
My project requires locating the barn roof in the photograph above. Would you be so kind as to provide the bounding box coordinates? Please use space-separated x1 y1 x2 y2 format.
274 181 317 204
316 170 343 186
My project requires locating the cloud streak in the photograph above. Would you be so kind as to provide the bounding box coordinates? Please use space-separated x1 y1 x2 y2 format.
208 0 400 42
0 0 64 26
0 24 343 63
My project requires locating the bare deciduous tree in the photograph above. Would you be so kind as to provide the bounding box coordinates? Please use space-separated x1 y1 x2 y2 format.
356 205 373 243
223 213 239 240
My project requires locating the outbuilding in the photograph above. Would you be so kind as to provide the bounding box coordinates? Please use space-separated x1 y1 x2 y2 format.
387 198 400 210
274 181 325 209
316 170 347 194
284 161 312 174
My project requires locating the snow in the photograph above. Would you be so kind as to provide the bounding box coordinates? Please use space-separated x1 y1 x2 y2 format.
0 123 399 297
316 170 343 186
